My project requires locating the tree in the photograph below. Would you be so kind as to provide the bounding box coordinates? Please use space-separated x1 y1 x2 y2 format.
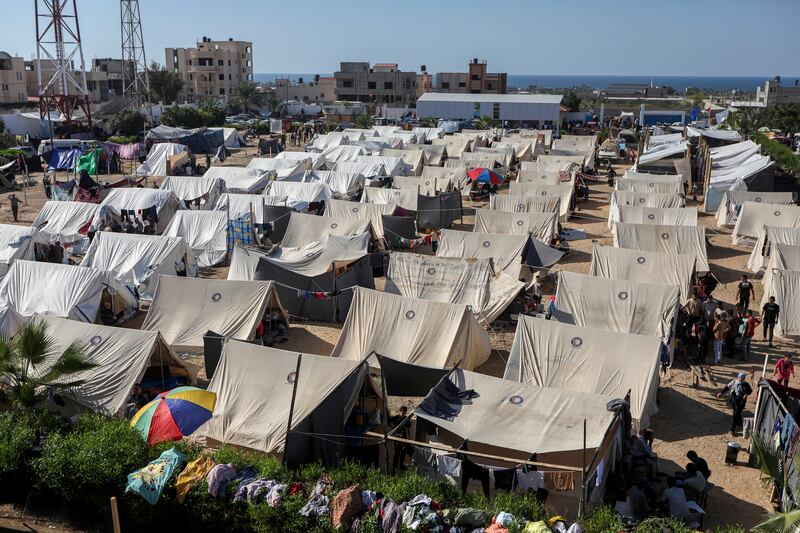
355 113 373 129
148 62 184 105
562 90 581 112
110 110 145 137
473 116 497 130
230 81 266 114
751 434 800 533
0 117 5 134
688 91 706 108
198 98 226 126
0 321 96 409
727 107 767 138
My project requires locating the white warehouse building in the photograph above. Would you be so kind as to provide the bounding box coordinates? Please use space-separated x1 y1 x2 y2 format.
416 93 564 128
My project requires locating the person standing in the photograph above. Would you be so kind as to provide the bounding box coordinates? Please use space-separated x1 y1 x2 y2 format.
716 372 753 436
737 275 755 311
6 193 20 222
684 293 702 325
741 310 760 361
762 296 781 347
712 315 728 364
774 354 795 387
702 295 717 327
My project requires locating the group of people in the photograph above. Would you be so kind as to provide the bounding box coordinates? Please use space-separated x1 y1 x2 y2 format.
290 126 317 147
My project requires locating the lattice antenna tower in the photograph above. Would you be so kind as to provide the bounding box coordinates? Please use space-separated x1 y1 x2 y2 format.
120 0 150 100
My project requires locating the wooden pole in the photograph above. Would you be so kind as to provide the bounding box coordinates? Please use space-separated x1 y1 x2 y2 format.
110 496 122 533
579 418 587 518
379 357 392 475
282 354 303 466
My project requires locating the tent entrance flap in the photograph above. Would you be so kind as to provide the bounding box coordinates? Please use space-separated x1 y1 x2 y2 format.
376 353 451 397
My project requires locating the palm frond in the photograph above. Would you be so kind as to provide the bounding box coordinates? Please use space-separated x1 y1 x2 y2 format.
754 508 800 533
38 340 95 385
13 321 55 368
752 433 783 489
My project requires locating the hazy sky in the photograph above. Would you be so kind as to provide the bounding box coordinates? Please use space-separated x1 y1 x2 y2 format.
3 0 799 76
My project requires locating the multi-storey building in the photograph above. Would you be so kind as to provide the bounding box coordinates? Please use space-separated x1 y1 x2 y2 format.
275 76 336 103
334 62 417 105
757 77 800 107
165 37 253 103
433 59 507 94
0 52 27 105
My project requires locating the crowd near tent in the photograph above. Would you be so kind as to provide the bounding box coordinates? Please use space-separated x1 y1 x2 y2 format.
504 315 661 429
142 276 287 353
160 175 224 210
714 191 795 227
731 202 800 246
748 226 800 272
589 245 696 304
34 316 192 417
0 260 137 322
100 188 180 233
385 252 524 323
203 167 269 194
197 340 365 466
32 200 98 246
80 232 196 299
163 210 229 267
0 224 35 276
613 223 709 271
331 287 491 371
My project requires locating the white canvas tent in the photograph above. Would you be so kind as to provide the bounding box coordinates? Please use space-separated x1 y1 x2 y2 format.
321 144 367 163
615 177 683 195
281 212 370 248
608 191 684 228
203 167 269 194
552 270 679 348
32 200 98 245
160 175 224 209
331 161 385 179
762 269 800 339
246 158 307 180
32 316 191 417
437 229 528 275
324 199 395 239
731 202 800 246
392 176 450 196
490 195 561 215
304 170 365 198
702 155 776 213
142 276 287 353
361 187 418 211
0 225 35 276
421 166 471 195
747 226 800 272
264 181 333 210
385 253 524 323
100 188 180 233
209 127 244 148
504 315 661 429
473 209 558 242
517 170 574 185
274 151 326 170
80 232 196 299
761 244 800 301
409 144 447 166
381 149 426 175
589 245 696 304
616 206 697 226
714 191 795 227
508 183 573 218
330 287 491 371
196 340 365 465
0 260 137 322
214 193 286 224
136 142 187 177
614 223 709 271
163 210 228 267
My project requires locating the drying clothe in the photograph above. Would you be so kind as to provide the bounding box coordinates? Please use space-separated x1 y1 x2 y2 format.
361 490 376 509
299 493 330 517
402 494 439 531
266 483 287 506
437 455 462 486
516 470 545 492
493 467 517 492
239 479 278 504
311 473 333 496
448 508 488 529
419 377 479 421
377 498 406 533
523 521 552 533
207 463 237 497
495 512 516 527
486 518 510 533
232 468 259 502
461 459 491 497
413 446 438 478
332 484 363 528
125 447 186 505
407 494 432 507
175 455 215 503
782 414 796 447
543 471 575 492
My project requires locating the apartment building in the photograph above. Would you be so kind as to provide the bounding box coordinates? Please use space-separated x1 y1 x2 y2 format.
166 37 253 103
757 76 800 107
0 52 28 105
334 62 417 105
275 76 336 103
433 59 507 94
24 58 128 104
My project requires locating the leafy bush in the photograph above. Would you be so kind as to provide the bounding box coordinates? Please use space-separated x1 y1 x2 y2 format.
108 135 140 145
581 504 623 533
0 411 37 478
160 104 225 129
110 110 145 136
33 413 149 512
755 133 800 177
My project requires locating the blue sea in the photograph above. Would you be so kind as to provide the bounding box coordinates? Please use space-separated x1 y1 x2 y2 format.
255 73 800 92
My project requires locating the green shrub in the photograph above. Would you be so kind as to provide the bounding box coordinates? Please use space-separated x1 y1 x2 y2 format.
581 504 623 533
108 135 140 145
0 411 37 477
755 133 800 177
34 413 149 511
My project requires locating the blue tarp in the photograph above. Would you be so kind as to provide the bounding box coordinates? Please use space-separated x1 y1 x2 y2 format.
48 148 81 171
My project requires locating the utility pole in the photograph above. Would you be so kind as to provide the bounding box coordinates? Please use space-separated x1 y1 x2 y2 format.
120 0 151 117
34 0 92 126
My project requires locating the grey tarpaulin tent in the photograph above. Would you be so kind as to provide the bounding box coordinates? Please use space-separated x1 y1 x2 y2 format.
197 340 366 467
416 191 462 230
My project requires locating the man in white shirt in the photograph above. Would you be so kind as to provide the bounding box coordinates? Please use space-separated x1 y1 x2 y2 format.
660 476 689 518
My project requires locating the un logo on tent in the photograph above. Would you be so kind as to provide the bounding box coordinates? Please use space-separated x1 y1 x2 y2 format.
618 291 629 301
90 335 102 346
516 220 524 226
638 198 645 203
424 181 431 186
287 372 297 384
755 197 762 202
647 214 655 220
405 310 416 320
517 204 525 210
541 191 548 197
661 233 670 240
570 337 583 348
637 256 646 264
649 183 655 187
351 207 359 213
508 395 524 405
211 293 222 302
482 241 491 248
330 223 338 229
427 268 436 275
774 210 782 216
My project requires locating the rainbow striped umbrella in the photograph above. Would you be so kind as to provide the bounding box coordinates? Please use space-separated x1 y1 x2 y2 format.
131 387 216 445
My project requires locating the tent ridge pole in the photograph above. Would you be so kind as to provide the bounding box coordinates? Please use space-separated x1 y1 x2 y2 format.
283 353 303 466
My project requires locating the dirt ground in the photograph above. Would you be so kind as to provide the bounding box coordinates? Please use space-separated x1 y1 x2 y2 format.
3 143 785 529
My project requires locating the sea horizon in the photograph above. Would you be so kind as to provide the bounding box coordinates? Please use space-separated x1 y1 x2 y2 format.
255 73 800 92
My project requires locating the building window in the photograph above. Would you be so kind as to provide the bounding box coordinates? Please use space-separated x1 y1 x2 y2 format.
214 44 219 50
342 80 353 88
441 82 450 89
247 74 252 81
173 54 178 64
384 82 393 89
188 60 192 66
219 88 225 95
247 46 252 53
218 60 224 66
492 103 500 120
367 81 376 89
458 82 466 88
471 74 480 81
189 74 193 80
229 74 232 80
228 60 231 66
219 74 224 81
